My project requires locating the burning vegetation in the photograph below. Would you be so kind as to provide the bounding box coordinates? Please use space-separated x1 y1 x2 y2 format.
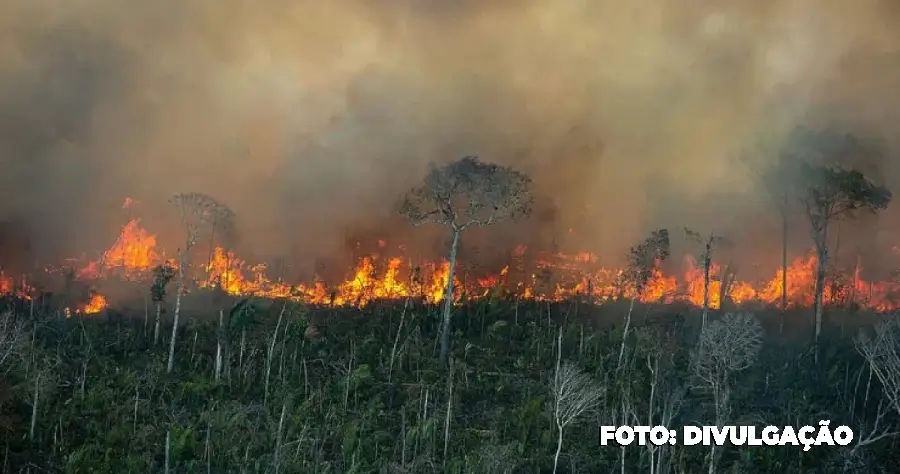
1 209 899 315
0 144 894 320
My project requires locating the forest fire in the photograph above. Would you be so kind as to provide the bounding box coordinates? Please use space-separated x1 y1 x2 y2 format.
79 294 108 315
2 207 900 314
76 219 161 280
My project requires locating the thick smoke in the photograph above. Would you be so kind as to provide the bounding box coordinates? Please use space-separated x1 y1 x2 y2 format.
1 0 900 277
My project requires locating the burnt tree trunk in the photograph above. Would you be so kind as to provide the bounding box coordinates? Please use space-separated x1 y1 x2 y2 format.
438 229 461 370
812 222 829 361
814 247 827 345
207 220 217 280
701 254 711 329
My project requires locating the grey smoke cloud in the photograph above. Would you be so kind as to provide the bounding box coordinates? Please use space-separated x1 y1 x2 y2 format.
1 0 899 276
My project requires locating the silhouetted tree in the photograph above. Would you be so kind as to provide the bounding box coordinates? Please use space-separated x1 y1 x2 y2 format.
150 262 176 346
766 128 892 350
742 130 818 332
796 162 890 351
400 156 533 370
684 228 729 330
766 132 813 317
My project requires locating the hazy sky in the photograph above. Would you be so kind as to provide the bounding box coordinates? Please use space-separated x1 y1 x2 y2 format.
2 0 900 274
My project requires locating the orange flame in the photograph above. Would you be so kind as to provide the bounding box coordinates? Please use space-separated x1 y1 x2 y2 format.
80 294 108 314
4 201 900 314
78 219 160 280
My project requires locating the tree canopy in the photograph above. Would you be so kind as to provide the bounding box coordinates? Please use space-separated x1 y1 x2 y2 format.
400 156 533 231
169 192 233 249
798 163 892 233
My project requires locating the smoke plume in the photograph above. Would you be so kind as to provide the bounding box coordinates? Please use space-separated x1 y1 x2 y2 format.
2 0 900 277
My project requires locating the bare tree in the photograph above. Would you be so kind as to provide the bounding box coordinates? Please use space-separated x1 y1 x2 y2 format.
684 228 729 330
0 312 27 375
550 328 603 474
856 318 900 414
618 229 670 371
635 320 685 474
839 397 898 473
691 312 763 474
400 156 533 370
551 362 602 474
167 192 234 373
740 144 798 333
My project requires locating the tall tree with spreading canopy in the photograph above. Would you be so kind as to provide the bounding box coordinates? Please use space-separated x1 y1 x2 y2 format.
742 128 867 332
788 131 891 350
401 156 533 370
167 192 234 373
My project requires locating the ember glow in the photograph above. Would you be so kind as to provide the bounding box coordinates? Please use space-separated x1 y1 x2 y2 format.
2 200 900 314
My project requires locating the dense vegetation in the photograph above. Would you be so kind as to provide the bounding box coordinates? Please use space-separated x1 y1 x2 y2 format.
1 291 899 474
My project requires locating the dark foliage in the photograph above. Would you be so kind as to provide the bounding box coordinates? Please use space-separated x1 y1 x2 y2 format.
0 291 897 473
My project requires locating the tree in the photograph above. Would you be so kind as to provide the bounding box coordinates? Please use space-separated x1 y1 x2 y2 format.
550 329 603 474
742 137 803 325
167 192 234 374
774 128 892 348
400 156 533 370
796 162 890 350
0 312 27 375
684 228 729 331
742 129 847 333
717 261 738 313
618 229 670 371
856 318 900 414
773 174 792 322
852 320 900 470
205 205 236 290
634 317 686 474
691 312 763 474
150 262 176 346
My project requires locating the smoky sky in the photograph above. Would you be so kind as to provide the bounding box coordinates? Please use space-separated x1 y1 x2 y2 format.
2 0 900 274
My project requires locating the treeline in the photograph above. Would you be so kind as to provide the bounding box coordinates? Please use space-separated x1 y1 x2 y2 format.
1 295 899 473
